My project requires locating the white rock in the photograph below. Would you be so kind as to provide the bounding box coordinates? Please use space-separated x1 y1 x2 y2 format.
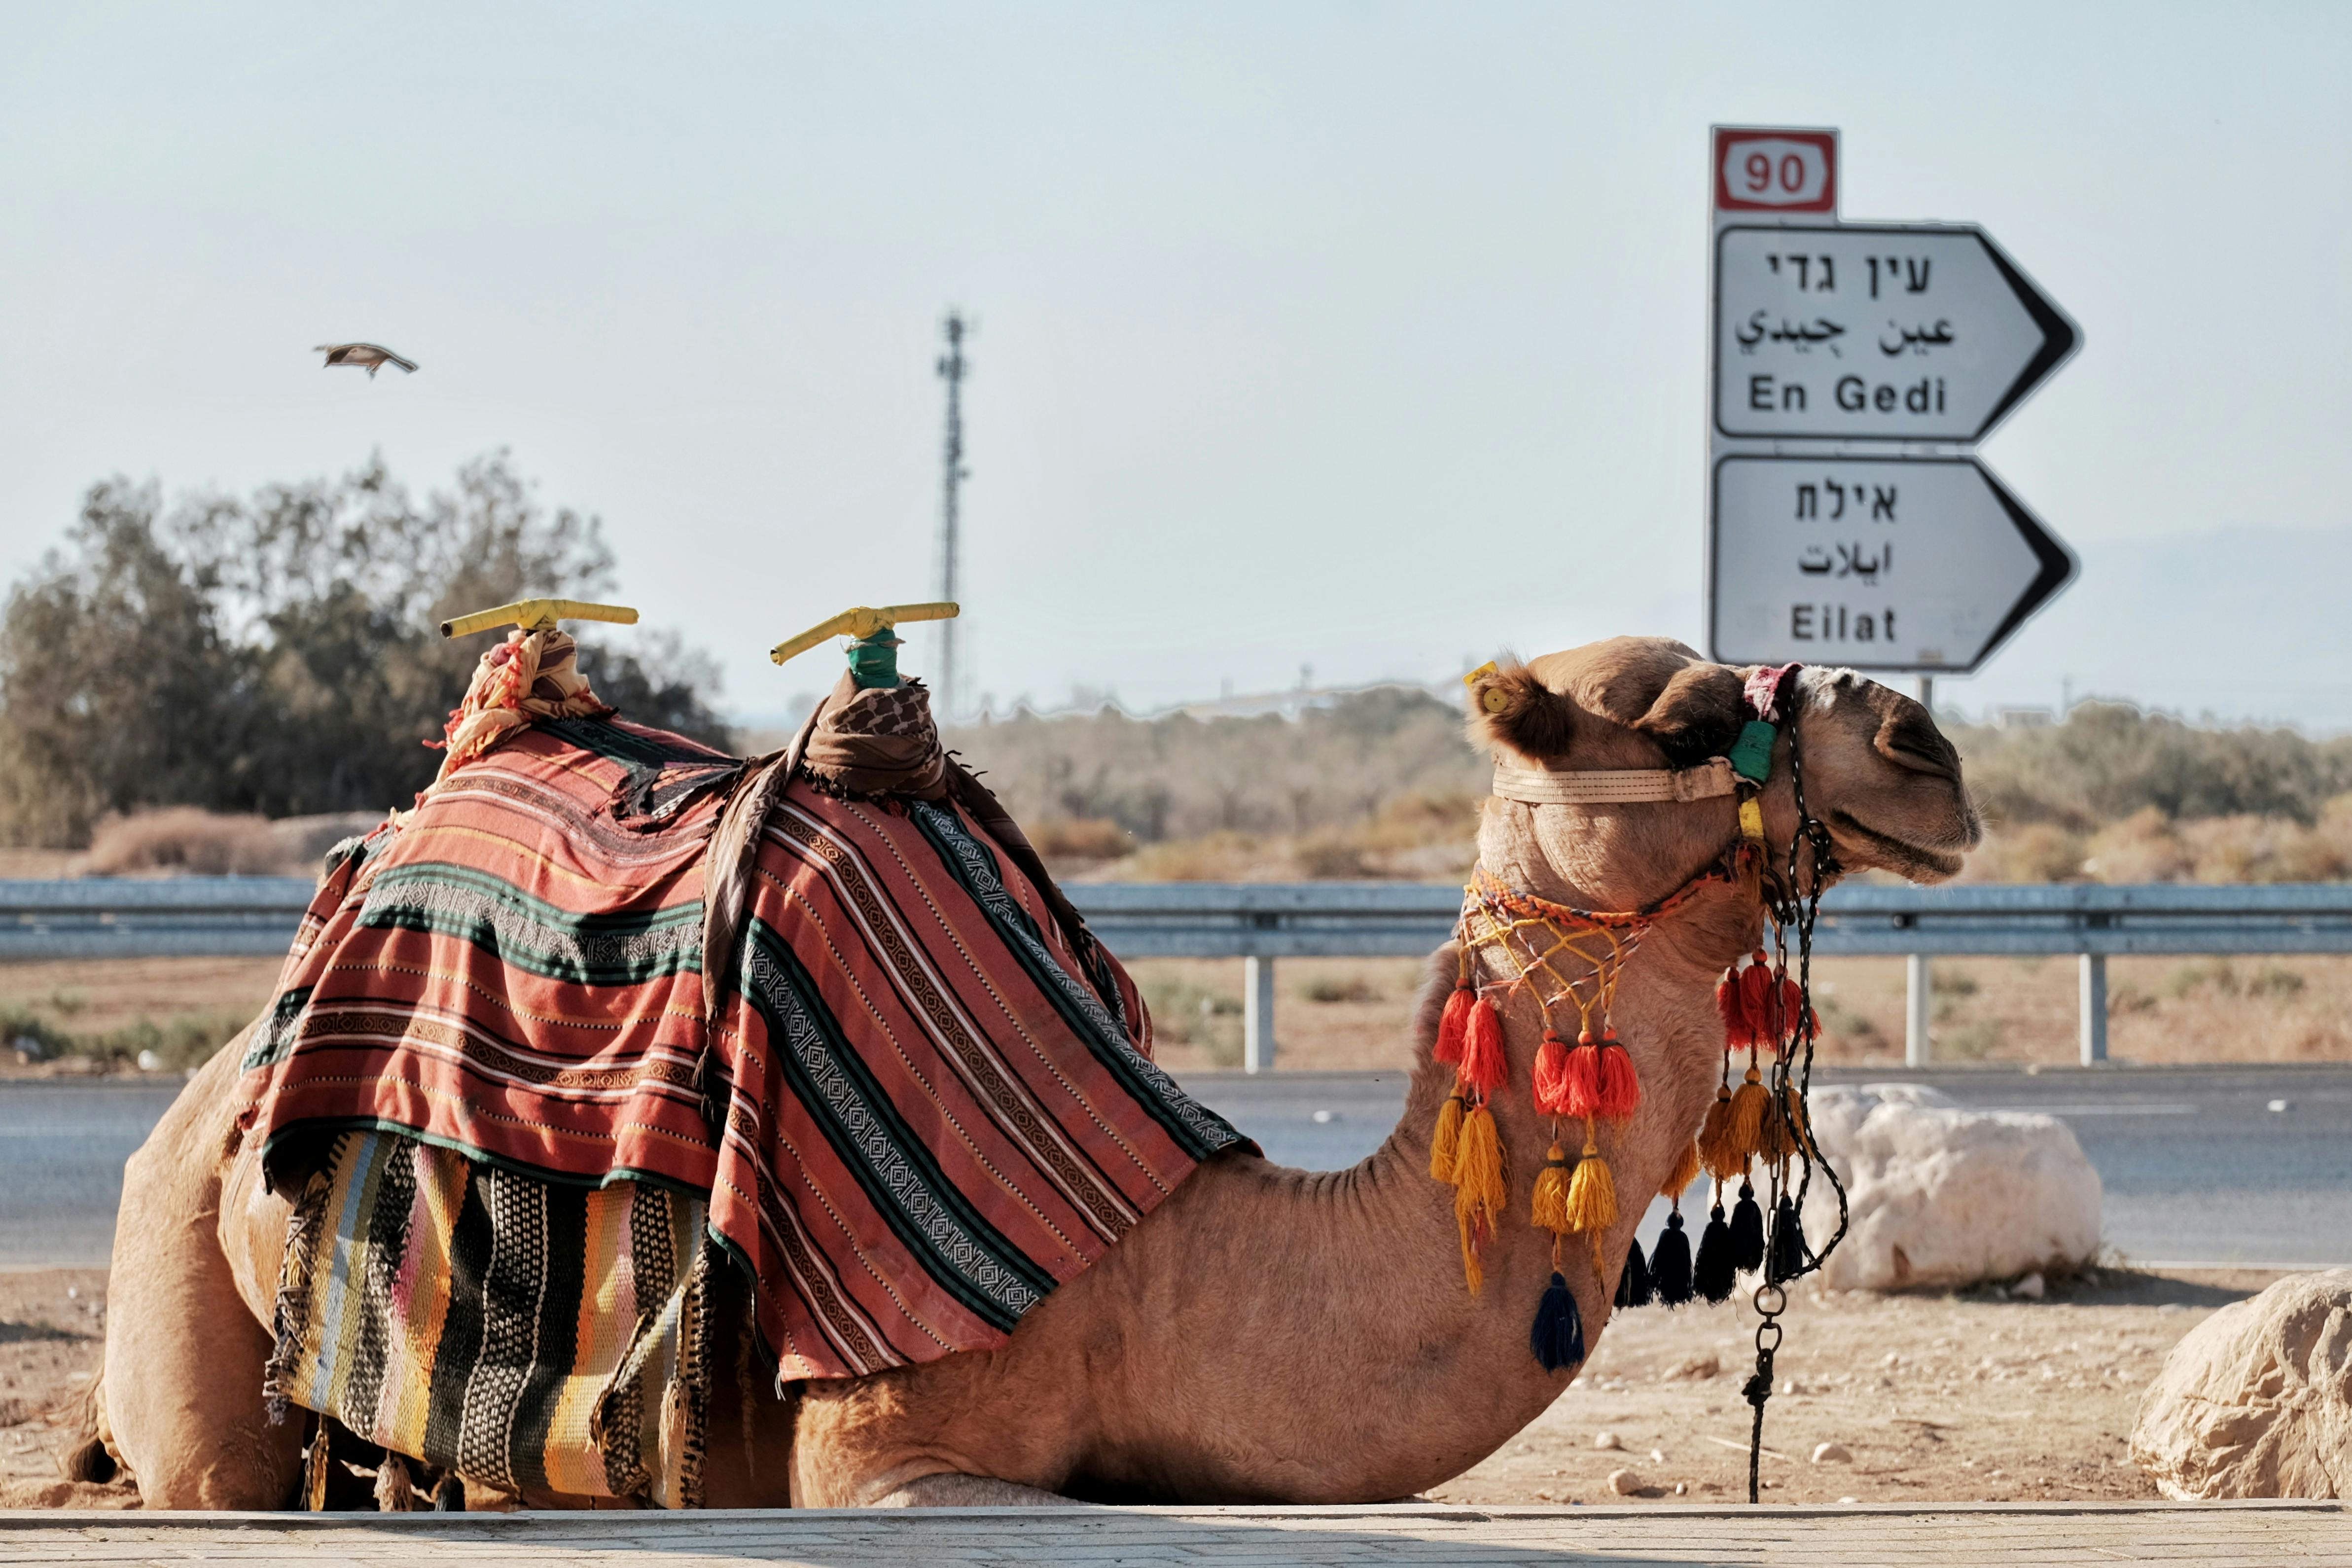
1812 1441 1852 1464
1606 1467 1641 1496
2012 1271 2046 1300
135 1049 164 1072
1800 1083 2101 1291
1592 1430 1622 1451
1648 1448 1665 1463
2132 1269 2352 1499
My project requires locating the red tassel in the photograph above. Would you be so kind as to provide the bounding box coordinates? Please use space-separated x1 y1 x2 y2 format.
1778 974 1815 1045
1594 1033 1641 1119
1532 1030 1571 1116
1716 970 1749 1050
1435 982 1472 1066
1561 1032 1603 1120
1458 999 1507 1095
1738 957 1775 1044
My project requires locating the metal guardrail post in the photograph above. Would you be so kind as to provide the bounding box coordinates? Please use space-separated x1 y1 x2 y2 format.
1905 952 1931 1067
2079 953 2108 1065
1243 956 1276 1073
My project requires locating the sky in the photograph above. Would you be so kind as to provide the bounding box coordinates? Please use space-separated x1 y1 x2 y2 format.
2 4 2347 727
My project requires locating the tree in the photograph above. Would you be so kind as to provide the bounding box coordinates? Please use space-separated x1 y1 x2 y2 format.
0 453 733 845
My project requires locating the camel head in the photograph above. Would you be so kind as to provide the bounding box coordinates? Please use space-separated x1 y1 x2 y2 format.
1466 636 1980 921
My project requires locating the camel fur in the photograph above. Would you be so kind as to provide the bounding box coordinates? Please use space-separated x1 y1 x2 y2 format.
95 637 1977 1508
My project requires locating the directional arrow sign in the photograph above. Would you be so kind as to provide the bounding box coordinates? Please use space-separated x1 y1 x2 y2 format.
1707 454 2074 673
1714 224 2078 444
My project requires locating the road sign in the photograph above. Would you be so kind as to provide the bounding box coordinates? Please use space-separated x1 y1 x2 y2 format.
1704 126 2080 675
1708 455 2074 672
1714 225 2078 444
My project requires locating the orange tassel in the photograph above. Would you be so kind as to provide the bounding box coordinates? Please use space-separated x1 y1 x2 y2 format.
1594 1033 1641 1120
1458 998 1507 1095
1562 1032 1603 1120
1728 1066 1771 1159
1435 981 1472 1066
1661 1138 1702 1200
1453 1104 1506 1294
1698 1084 1743 1180
1429 1093 1465 1181
1532 1030 1572 1117
1565 1140 1617 1234
1530 1142 1572 1233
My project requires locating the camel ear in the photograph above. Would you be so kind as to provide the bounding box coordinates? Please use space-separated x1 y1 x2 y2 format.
1467 661 1576 761
1630 663 1747 768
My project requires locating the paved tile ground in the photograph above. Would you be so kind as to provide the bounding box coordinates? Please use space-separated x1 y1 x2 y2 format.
0 1502 2342 1566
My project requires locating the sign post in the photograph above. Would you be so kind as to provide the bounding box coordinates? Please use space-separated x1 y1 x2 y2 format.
1705 127 2080 677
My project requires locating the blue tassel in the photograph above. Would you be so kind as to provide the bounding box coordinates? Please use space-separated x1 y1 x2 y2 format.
1729 1179 1767 1274
1650 1210 1694 1306
1530 1271 1585 1372
1615 1235 1654 1309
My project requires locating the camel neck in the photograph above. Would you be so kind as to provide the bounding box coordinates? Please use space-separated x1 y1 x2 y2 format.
1231 868 1762 1497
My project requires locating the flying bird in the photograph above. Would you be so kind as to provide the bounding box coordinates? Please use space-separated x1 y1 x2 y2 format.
315 342 418 378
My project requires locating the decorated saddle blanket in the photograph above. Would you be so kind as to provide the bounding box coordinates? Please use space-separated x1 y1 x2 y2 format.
267 1127 713 1507
243 650 1243 1498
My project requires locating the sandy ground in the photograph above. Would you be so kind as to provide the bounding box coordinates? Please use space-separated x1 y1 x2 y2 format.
0 1262 2282 1510
4 943 2349 1076
0 1268 134 1509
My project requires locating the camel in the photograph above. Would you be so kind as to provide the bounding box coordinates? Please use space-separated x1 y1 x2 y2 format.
96 637 1977 1509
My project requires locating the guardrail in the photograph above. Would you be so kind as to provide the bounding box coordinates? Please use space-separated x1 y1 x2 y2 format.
11 877 2352 1070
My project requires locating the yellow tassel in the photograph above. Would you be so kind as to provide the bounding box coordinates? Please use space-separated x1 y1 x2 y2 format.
1661 1138 1702 1201
1530 1143 1572 1233
1429 1094 1464 1182
1697 1085 1742 1181
1728 1067 1770 1160
1564 1140 1617 1233
1452 1104 1505 1295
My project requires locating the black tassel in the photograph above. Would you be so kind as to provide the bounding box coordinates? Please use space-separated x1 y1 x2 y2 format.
1650 1209 1694 1306
1615 1236 1655 1310
1729 1179 1766 1274
1694 1202 1737 1303
1768 1193 1810 1283
1531 1271 1586 1372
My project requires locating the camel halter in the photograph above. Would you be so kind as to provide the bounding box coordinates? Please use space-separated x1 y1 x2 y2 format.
1434 661 1849 1506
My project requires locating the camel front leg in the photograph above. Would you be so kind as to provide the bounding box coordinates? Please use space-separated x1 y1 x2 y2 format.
104 1042 304 1508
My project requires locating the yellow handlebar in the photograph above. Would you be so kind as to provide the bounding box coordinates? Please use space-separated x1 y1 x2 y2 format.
769 602 959 666
440 599 641 640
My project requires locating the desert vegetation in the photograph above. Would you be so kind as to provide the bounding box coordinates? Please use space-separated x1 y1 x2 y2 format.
0 453 730 847
944 694 2352 887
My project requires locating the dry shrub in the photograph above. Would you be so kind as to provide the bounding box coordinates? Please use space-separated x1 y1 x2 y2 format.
1025 818 1134 862
85 808 286 876
1966 821 2085 883
1113 831 1275 882
2083 808 2189 882
2175 816 2347 883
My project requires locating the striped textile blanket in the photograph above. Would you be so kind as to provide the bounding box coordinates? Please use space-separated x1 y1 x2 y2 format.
243 703 1243 1498
267 1127 711 1506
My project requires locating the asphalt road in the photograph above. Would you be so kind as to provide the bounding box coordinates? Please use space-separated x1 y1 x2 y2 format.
0 1066 2343 1268
1180 1063 2352 1269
